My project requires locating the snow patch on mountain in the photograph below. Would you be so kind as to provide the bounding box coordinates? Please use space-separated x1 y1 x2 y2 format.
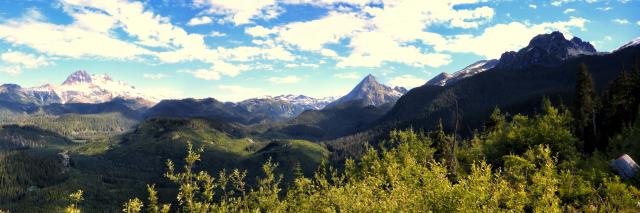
426 59 498 86
615 37 640 52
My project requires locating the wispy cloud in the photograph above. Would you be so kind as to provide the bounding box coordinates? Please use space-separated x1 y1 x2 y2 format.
143 73 167 80
613 19 629 24
187 16 213 26
334 72 361 79
0 51 51 74
208 31 226 37
387 74 426 89
268 75 301 84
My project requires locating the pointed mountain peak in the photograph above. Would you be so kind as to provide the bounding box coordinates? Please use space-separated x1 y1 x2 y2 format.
361 74 377 83
63 70 93 85
327 74 405 107
357 74 381 86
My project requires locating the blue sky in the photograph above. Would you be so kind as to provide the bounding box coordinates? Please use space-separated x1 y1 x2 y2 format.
0 0 638 101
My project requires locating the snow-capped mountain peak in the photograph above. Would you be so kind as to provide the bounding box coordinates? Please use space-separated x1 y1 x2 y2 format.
22 70 157 105
62 70 93 85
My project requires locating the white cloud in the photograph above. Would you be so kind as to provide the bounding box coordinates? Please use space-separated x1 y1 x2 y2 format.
551 0 574 6
0 1 307 81
189 69 221 80
1 51 50 69
208 31 226 37
184 59 248 80
387 74 426 89
564 8 576 14
216 85 266 101
258 1 492 68
338 31 452 68
637 20 640 26
143 73 167 79
193 0 280 25
245 25 276 37
597 7 612 11
529 4 537 9
268 75 301 84
613 19 629 25
187 16 213 26
334 72 360 79
437 17 588 58
218 84 261 93
285 63 319 68
218 45 295 62
0 18 150 60
320 49 338 57
1 66 22 75
275 12 366 51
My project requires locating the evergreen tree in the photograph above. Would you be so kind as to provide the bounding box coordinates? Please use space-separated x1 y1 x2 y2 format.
433 119 449 162
598 68 640 151
573 63 598 153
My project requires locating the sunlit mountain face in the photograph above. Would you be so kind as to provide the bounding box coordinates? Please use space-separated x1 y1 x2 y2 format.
0 0 638 102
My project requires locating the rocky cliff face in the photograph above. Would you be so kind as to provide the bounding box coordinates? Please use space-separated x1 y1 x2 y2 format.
496 31 597 69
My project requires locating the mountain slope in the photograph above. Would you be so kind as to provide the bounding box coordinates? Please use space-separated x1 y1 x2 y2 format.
327 74 406 108
426 59 498 86
264 100 394 141
379 32 638 133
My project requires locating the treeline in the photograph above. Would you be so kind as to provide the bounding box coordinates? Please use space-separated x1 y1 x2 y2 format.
0 111 137 140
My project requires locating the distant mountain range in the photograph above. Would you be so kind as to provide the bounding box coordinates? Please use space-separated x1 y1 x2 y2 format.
236 95 335 120
145 74 402 124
